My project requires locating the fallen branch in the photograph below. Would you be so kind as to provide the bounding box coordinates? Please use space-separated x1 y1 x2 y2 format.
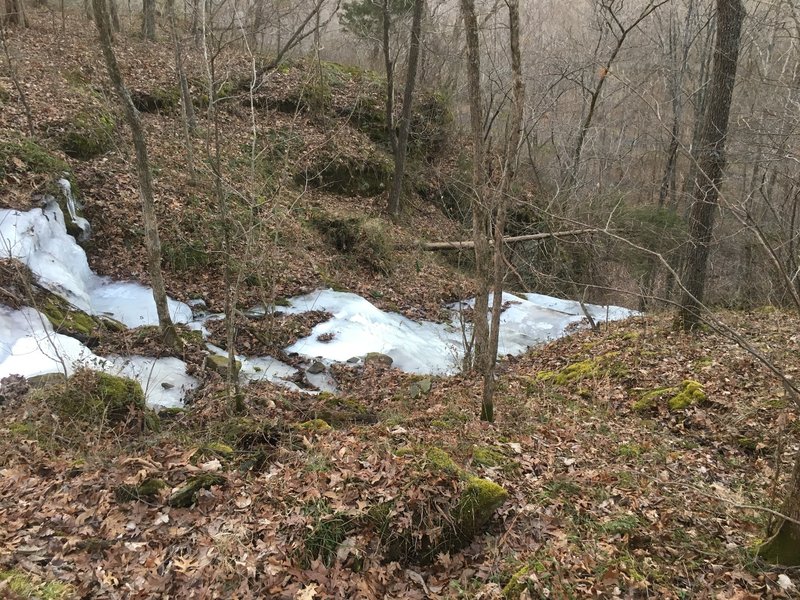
418 228 602 250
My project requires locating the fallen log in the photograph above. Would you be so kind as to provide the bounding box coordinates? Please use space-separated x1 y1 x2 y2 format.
419 228 603 250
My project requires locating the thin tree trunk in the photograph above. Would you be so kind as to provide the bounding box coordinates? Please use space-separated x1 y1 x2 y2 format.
677 0 745 330
142 0 156 40
758 442 800 565
108 0 120 32
482 0 525 423
387 0 424 218
3 0 27 26
382 0 397 157
167 0 196 183
92 0 178 348
460 0 490 375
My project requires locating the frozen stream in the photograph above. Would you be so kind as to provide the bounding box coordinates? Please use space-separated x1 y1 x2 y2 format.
0 197 636 408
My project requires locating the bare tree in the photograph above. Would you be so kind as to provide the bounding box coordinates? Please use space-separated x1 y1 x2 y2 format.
677 0 745 330
460 0 490 380
2 0 27 26
387 0 424 218
92 0 179 348
142 0 156 40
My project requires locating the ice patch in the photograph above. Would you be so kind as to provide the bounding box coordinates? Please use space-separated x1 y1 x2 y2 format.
0 200 192 326
0 305 196 407
283 289 636 375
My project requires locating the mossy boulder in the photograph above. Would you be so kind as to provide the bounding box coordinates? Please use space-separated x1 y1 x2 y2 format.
168 473 227 508
633 379 706 412
41 294 98 338
370 446 508 564
131 87 180 113
308 210 394 273
364 352 393 367
537 352 628 386
115 477 167 503
58 109 115 160
295 418 333 433
46 369 159 430
192 441 236 463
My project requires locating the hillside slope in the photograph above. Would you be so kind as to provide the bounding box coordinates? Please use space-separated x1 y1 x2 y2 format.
1 12 799 600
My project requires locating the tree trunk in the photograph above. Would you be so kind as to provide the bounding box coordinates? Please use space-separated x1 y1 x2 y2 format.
758 444 800 566
387 0 424 218
460 0 490 376
92 0 179 349
481 0 525 423
677 0 744 330
3 0 27 26
142 0 156 40
382 0 396 157
108 0 120 32
167 0 196 183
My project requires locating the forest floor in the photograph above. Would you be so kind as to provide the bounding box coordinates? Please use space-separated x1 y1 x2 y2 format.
1 9 800 600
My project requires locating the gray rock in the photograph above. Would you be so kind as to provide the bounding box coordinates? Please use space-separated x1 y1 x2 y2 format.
307 360 326 374
364 352 393 367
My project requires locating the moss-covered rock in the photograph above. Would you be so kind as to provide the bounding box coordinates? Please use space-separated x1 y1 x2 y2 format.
131 87 180 113
168 473 226 508
46 370 158 430
58 109 115 160
40 295 98 337
0 136 69 181
372 446 508 564
537 353 628 385
115 477 167 503
472 446 520 473
297 150 393 197
633 380 706 412
295 418 333 433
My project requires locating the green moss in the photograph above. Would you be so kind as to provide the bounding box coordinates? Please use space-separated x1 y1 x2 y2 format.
115 477 167 503
452 476 508 541
502 565 531 599
633 386 674 412
296 418 332 433
426 447 460 474
47 370 152 428
472 446 520 472
668 380 706 410
59 109 115 160
298 150 393 197
41 296 98 336
537 353 628 386
0 570 72 599
758 521 800 566
131 87 180 113
0 136 69 180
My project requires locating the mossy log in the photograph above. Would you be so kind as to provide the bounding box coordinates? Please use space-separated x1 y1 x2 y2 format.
758 448 800 566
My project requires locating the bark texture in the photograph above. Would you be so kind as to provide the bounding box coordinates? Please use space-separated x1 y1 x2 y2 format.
677 0 744 329
92 0 178 348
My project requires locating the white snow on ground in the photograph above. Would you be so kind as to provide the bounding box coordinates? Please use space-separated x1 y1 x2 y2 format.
0 200 192 326
283 289 636 375
0 305 196 407
0 200 638 406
